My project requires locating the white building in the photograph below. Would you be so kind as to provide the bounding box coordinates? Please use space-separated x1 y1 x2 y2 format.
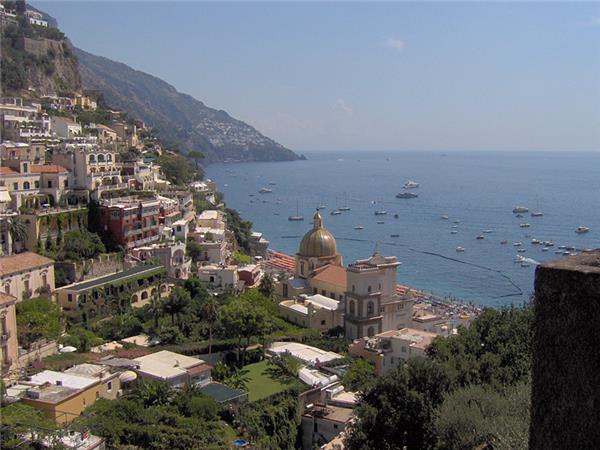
133 351 212 388
50 117 82 139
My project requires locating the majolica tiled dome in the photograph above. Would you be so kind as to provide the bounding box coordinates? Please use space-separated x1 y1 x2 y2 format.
298 211 337 257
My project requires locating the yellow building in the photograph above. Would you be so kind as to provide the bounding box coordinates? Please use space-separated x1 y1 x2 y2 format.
279 294 343 331
0 292 19 377
0 252 55 301
20 366 121 424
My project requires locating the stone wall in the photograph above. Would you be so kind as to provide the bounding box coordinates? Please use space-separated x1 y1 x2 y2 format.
55 253 124 284
530 252 600 449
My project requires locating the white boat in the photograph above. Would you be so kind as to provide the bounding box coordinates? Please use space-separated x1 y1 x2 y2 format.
403 180 420 189
521 263 531 268
541 247 549 252
259 187 272 194
441 215 449 220
576 226 590 234
354 225 364 230
269 182 276 186
288 200 304 221
519 223 531 228
513 242 522 246
396 192 418 199
317 205 327 210
543 241 554 247
476 235 484 240
531 196 543 217
330 210 341 216
513 206 529 213
451 230 458 234
531 212 543 217
483 230 493 234
531 239 541 245
452 225 458 229
500 240 508 244
456 246 465 252
517 248 526 253
339 206 351 211
374 210 387 215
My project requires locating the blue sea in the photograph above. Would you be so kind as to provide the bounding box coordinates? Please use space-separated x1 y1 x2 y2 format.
207 151 600 308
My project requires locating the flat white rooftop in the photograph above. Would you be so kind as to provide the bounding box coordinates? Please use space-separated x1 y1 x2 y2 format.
28 370 98 390
269 342 342 365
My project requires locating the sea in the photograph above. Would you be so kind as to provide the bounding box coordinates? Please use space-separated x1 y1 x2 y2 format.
207 151 600 308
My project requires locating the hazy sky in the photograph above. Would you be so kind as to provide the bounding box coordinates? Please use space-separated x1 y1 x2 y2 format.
35 1 600 152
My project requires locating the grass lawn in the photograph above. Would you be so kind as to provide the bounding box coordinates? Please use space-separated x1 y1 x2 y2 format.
244 360 300 402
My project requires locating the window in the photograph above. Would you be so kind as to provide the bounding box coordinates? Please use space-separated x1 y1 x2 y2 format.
89 154 96 163
64 180 68 188
352 285 355 293
96 391 100 399
367 301 374 315
321 290 326 296
23 163 28 173
349 300 355 315
401 346 407 353
300 262 304 275
13 182 18 190
47 180 52 188
367 326 375 337
35 180 39 188
107 381 112 391
321 320 326 325
368 285 372 293
23 181 30 190
68 294 73 302
330 292 335 298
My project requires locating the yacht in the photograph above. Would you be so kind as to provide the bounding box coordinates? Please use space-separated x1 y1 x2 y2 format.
576 226 590 234
354 225 364 230
531 196 543 217
403 180 420 189
330 210 342 216
259 187 273 194
456 246 465 252
396 192 418 199
519 223 531 228
374 210 387 215
543 241 554 247
513 206 529 213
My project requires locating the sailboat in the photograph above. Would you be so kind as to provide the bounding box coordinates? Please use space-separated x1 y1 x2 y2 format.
288 200 304 221
531 196 543 217
339 193 351 211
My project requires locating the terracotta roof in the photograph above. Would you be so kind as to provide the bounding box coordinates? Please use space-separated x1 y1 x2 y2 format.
311 264 347 289
30 164 67 174
0 167 17 174
263 250 296 273
0 252 54 276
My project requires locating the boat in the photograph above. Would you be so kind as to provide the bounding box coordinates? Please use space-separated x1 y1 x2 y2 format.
317 205 327 210
339 193 351 211
563 251 571 255
555 250 563 255
531 239 541 245
330 210 342 216
259 187 272 194
476 235 484 240
517 248 526 253
516 214 524 218
451 230 458 234
354 226 364 230
374 210 387 215
531 196 543 217
558 245 567 250
452 225 458 229
531 212 543 217
543 241 554 247
390 234 400 238
576 226 590 234
288 200 304 221
268 182 276 186
453 220 460 224
521 263 531 268
273 212 280 216
403 180 420 189
513 242 522 246
248 194 255 197
394 214 399 219
541 247 549 252
441 215 449 220
377 221 385 224
513 206 529 213
483 230 493 234
456 246 465 252
519 223 531 228
396 192 418 199
500 240 508 244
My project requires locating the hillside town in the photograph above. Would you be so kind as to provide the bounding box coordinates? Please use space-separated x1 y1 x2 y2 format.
0 2 549 450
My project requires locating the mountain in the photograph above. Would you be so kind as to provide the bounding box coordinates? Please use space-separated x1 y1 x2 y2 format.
74 48 302 163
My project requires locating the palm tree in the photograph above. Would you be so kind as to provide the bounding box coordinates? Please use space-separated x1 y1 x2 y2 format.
8 216 28 253
161 287 191 326
148 289 163 329
201 296 219 355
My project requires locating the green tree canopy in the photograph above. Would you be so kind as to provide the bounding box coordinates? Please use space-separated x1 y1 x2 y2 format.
16 296 61 348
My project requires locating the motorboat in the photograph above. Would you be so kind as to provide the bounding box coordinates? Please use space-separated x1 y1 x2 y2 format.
396 192 418 199
269 182 277 186
500 240 508 244
403 180 420 189
274 212 280 216
541 247 549 252
354 225 364 230
476 235 484 240
513 206 529 213
543 241 554 247
513 242 522 246
390 234 400 238
576 226 590 234
531 239 541 245
330 210 342 216
519 223 531 228
531 212 543 217
394 214 399 219
317 205 327 210
558 245 567 250
517 248 526 253
377 221 385 224
374 210 387 215
483 230 493 234
452 225 458 229
456 246 465 252
441 215 449 220
288 216 304 221
451 230 458 234
259 187 273 194
453 220 461 224
339 206 351 211
521 263 531 268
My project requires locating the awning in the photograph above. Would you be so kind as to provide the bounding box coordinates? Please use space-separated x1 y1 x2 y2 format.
0 190 11 202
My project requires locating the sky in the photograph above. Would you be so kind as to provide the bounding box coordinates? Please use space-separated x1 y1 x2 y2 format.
34 1 600 152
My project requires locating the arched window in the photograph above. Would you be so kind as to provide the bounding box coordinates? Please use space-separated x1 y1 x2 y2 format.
300 261 305 275
98 154 106 163
23 181 30 190
107 154 113 162
141 291 148 300
367 301 374 315
367 326 375 337
349 300 355 315
89 154 96 163
368 285 372 293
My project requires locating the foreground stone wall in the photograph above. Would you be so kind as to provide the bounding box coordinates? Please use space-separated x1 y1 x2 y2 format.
530 252 600 449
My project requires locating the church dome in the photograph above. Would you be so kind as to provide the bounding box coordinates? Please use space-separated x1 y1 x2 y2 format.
298 211 337 257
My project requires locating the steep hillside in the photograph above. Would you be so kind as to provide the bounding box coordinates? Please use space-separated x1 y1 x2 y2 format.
0 9 81 96
74 48 302 163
